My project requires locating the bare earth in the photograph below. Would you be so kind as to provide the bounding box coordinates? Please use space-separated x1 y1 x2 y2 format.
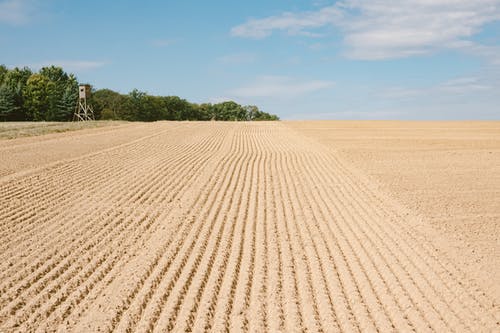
287 121 500 303
0 121 124 140
0 121 498 332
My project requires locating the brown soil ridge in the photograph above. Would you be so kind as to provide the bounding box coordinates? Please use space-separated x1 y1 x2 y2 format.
0 122 497 332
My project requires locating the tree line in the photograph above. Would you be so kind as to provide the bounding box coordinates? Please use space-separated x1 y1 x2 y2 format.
0 65 78 121
0 65 279 122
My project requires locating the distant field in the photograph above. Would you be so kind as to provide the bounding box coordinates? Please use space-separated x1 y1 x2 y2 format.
288 120 500 300
0 121 125 140
0 121 498 331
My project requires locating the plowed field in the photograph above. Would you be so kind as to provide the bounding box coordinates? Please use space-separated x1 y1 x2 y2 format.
0 122 498 332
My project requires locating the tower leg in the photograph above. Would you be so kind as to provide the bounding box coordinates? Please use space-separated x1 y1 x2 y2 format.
74 99 95 121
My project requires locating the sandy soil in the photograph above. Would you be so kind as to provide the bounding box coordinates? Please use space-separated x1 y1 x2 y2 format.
286 121 500 303
0 122 165 179
0 121 124 140
0 121 498 332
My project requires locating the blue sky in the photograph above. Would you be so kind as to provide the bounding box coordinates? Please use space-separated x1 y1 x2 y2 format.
1 0 499 120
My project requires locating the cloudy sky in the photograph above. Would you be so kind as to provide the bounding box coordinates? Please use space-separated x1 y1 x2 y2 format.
1 0 499 119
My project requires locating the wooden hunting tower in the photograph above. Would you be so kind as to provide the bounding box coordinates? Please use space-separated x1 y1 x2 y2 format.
73 84 95 121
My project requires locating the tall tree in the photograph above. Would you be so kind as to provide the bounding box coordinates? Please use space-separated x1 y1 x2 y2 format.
0 83 19 120
92 88 125 119
56 78 78 121
23 74 50 121
39 66 73 120
0 65 8 85
160 96 191 120
2 67 32 120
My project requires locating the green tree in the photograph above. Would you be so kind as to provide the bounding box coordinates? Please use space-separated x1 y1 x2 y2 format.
244 105 258 121
39 66 69 83
211 101 247 121
0 83 19 121
23 74 50 121
92 89 125 120
133 90 151 121
160 96 191 120
39 66 75 120
196 103 213 120
2 67 32 120
189 103 211 121
0 65 8 85
56 79 78 121
100 108 117 120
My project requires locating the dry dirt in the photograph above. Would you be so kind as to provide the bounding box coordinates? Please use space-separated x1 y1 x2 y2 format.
0 121 124 140
0 121 498 332
287 121 500 303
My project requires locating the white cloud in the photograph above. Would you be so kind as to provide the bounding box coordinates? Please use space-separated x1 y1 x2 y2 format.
0 0 36 25
231 0 500 60
230 75 334 98
448 41 500 65
378 75 495 101
231 6 342 39
437 77 492 93
340 0 500 60
24 60 106 71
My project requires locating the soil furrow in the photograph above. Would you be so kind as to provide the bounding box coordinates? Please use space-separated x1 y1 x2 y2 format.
1 121 497 332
